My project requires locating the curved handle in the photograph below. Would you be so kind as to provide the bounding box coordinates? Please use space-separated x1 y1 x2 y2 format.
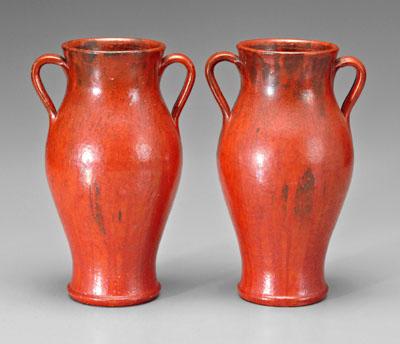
334 56 366 124
205 51 241 123
31 53 69 122
160 53 196 127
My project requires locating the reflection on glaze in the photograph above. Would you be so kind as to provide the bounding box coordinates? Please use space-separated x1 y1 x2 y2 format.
91 86 102 96
253 150 269 183
129 89 139 105
307 137 325 164
79 145 97 186
262 272 274 295
93 271 105 296
265 85 275 97
302 89 314 103
136 143 152 162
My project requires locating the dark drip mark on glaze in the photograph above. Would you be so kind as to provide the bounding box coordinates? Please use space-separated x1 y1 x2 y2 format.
247 54 259 84
299 55 308 87
81 41 99 51
143 60 158 88
294 169 315 216
282 54 305 98
80 41 98 63
84 53 96 64
68 52 86 87
263 57 280 92
89 182 106 234
256 127 260 134
311 55 332 94
273 55 281 73
129 43 145 51
283 54 302 75
250 44 265 51
118 210 122 222
73 54 97 86
304 42 313 50
282 184 289 202
311 57 323 91
262 59 270 83
312 55 332 116
268 55 280 88
272 55 284 89
318 104 326 117
295 55 306 99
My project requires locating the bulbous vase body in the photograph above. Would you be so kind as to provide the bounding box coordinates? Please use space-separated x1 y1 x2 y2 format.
206 39 366 306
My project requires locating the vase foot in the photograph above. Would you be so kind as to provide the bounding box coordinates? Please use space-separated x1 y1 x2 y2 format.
237 285 328 307
67 283 161 307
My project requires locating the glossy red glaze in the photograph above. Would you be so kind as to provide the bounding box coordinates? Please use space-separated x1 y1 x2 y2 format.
32 38 195 306
206 38 366 306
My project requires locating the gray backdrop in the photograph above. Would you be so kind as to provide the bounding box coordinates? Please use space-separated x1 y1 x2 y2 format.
1 0 399 342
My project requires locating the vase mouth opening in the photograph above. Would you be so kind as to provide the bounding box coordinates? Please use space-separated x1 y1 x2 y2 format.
237 38 339 55
62 37 166 54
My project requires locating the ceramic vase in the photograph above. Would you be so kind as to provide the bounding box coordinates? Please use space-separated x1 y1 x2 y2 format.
32 38 195 306
206 38 366 306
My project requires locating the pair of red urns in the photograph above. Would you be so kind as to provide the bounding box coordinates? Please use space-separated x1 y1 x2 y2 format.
32 37 366 307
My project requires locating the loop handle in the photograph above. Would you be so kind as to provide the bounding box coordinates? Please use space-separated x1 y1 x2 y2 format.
31 54 69 122
160 53 196 128
205 51 241 123
334 56 366 124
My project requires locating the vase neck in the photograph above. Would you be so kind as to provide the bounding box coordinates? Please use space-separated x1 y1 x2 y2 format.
238 50 337 97
64 49 164 90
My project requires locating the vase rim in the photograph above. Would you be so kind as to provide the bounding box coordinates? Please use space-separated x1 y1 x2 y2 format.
62 37 166 54
237 38 339 55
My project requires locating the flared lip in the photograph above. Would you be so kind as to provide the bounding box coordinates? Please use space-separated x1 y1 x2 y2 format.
237 38 339 55
61 37 166 54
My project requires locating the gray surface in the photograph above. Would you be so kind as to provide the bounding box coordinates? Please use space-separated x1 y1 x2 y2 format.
0 0 399 342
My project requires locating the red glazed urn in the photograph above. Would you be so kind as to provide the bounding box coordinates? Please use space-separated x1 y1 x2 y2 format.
206 38 366 306
31 38 195 306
